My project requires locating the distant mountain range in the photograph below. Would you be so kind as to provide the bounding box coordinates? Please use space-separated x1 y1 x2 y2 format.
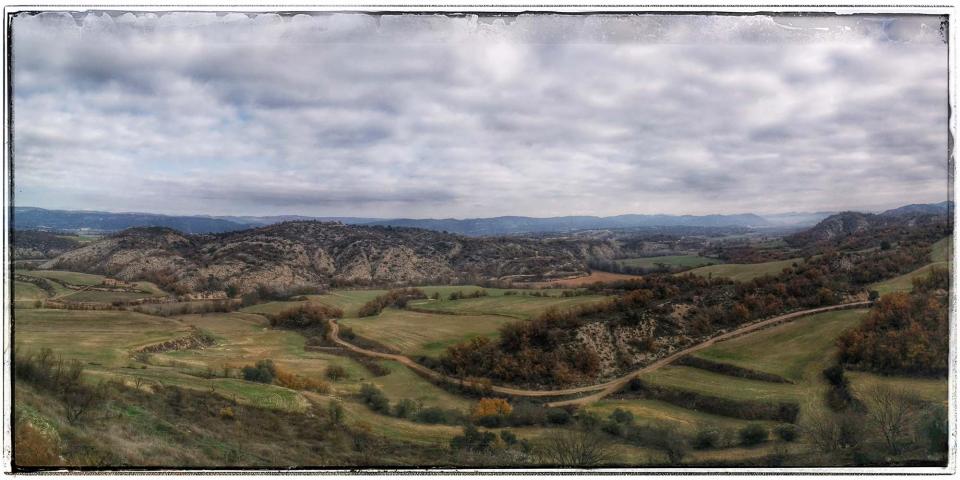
10 203 947 237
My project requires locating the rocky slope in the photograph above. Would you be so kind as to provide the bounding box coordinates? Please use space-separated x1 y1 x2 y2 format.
42 222 592 293
12 230 83 260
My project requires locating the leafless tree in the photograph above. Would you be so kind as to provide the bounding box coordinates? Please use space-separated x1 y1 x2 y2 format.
863 385 919 454
538 430 612 467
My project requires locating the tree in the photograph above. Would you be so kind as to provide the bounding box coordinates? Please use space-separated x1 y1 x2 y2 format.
472 398 512 420
538 430 612 467
863 385 917 454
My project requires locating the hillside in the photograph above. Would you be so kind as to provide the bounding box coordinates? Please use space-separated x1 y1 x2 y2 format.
41 222 592 293
785 206 951 247
13 207 247 234
11 230 83 260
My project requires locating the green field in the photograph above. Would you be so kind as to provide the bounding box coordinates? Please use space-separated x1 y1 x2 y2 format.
21 270 108 286
13 280 47 301
617 255 722 269
340 308 512 357
408 293 608 320
586 398 771 433
692 309 868 381
870 235 952 296
684 258 801 282
307 286 497 318
14 309 192 365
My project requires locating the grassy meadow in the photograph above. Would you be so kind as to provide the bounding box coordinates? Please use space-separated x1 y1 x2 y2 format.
617 255 723 269
684 258 802 282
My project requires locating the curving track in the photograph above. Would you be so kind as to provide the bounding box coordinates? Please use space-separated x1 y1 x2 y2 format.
327 301 873 407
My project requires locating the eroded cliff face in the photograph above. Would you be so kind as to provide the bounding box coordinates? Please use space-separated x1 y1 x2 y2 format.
42 222 593 293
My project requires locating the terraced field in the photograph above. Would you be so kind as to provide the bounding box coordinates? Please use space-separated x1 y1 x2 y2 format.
690 309 868 381
339 308 513 357
684 258 801 282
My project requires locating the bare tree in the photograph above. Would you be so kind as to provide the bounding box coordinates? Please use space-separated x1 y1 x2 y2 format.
863 385 918 454
538 430 612 467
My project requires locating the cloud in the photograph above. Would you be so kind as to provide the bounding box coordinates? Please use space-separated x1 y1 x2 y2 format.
11 12 949 217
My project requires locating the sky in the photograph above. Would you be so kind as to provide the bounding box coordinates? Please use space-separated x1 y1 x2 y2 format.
12 12 950 218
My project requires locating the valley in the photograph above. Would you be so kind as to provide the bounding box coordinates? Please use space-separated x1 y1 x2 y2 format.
10 205 952 468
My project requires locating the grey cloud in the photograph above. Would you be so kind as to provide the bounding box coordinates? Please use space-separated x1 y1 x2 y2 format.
10 12 950 218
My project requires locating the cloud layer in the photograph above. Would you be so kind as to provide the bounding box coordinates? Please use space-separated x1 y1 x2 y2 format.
12 12 949 217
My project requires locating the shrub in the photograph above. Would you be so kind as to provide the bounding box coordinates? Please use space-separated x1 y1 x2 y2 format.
450 425 497 452
325 365 347 381
275 368 330 393
610 408 634 425
14 421 60 466
499 430 518 446
359 383 390 413
477 414 505 428
921 404 948 456
693 428 721 450
358 288 427 317
472 398 512 420
508 401 548 427
416 406 449 424
392 398 418 419
775 423 799 442
219 406 235 420
546 408 572 425
242 359 276 384
327 400 344 426
739 423 768 446
268 303 343 332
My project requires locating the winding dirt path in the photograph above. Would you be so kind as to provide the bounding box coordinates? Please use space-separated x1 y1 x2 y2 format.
327 301 873 407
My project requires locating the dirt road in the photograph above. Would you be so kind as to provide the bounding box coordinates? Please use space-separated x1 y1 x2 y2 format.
327 301 873 407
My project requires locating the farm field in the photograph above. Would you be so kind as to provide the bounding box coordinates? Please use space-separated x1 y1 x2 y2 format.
617 255 722 269
339 308 513 357
691 309 868 381
527 271 645 287
684 258 801 282
408 293 608 320
20 269 108 286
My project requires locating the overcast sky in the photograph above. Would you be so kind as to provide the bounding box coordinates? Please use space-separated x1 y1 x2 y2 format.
12 12 949 218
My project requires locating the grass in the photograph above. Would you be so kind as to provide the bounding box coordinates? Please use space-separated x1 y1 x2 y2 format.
586 398 773 433
847 371 947 405
55 290 164 303
13 281 47 301
408 293 608 320
642 366 802 403
617 255 723 269
339 308 513 357
21 270 107 286
692 309 868 381
362 360 473 411
14 309 192 366
684 258 802 282
870 235 952 296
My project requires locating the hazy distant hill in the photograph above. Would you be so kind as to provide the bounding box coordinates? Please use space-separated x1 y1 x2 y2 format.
11 229 82 260
42 221 593 293
880 201 953 217
786 201 952 246
13 207 774 236
367 213 770 235
13 207 247 234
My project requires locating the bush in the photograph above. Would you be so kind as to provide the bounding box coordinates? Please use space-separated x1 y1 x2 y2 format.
268 303 343 333
546 408 572 425
499 430 518 446
392 398 418 419
218 406 235 420
693 428 721 450
450 425 497 452
921 405 948 456
242 359 276 384
775 423 799 442
507 401 547 426
477 414 505 428
359 383 390 413
416 406 449 424
325 365 347 381
358 288 427 317
739 423 768 446
472 398 512 420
